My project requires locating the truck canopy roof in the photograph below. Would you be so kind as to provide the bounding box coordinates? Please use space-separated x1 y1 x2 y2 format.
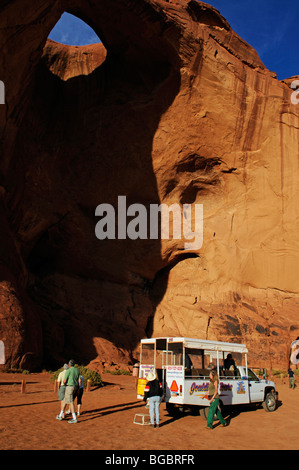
140 337 248 354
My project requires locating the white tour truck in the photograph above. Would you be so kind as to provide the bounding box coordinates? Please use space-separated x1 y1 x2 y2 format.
137 337 278 417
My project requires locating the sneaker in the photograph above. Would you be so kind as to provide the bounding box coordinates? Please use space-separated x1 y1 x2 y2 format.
56 415 64 420
206 426 213 430
68 419 77 424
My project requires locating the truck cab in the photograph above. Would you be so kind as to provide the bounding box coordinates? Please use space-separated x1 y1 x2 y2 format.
137 337 278 415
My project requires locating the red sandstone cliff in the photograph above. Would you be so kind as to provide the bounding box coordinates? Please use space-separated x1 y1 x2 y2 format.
0 0 298 370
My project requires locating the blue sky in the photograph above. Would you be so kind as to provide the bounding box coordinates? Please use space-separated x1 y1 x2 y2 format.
49 13 101 47
49 1 298 80
210 0 298 80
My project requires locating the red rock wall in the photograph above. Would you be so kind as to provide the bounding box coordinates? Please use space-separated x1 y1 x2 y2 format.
0 0 298 370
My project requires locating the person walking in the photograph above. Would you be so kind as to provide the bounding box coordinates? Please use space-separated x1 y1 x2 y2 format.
74 374 84 416
143 370 163 428
56 359 80 424
288 368 296 389
206 369 227 429
56 363 68 417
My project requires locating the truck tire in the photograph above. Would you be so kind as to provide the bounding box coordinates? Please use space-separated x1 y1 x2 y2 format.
262 392 277 412
200 406 209 420
166 402 182 417
200 403 223 421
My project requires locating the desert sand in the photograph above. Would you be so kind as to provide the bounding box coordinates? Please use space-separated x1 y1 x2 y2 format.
0 371 297 451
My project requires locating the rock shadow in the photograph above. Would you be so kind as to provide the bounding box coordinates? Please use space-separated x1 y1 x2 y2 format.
9 1 182 368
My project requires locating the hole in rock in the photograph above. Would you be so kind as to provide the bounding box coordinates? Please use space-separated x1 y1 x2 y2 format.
45 12 107 80
49 12 102 46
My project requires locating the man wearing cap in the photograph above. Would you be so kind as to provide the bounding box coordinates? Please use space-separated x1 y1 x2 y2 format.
56 363 68 418
56 359 80 424
57 363 69 386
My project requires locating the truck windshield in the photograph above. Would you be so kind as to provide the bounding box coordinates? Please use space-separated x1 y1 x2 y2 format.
247 368 259 381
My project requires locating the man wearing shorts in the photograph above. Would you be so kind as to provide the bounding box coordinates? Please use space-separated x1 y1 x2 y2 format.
56 359 80 424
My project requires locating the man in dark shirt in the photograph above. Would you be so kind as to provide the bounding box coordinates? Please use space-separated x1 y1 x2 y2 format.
143 371 163 428
224 353 235 371
288 368 295 389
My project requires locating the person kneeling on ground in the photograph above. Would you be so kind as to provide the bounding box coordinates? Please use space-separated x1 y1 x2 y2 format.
143 370 163 428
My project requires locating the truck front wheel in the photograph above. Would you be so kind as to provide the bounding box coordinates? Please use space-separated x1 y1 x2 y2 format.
262 392 277 412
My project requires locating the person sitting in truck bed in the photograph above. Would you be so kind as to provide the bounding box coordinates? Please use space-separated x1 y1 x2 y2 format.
184 352 193 369
224 354 236 373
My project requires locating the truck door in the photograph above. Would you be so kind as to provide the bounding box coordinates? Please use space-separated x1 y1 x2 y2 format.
162 350 171 394
248 368 264 402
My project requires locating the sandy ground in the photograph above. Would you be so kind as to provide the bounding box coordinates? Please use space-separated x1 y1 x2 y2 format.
0 371 297 451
